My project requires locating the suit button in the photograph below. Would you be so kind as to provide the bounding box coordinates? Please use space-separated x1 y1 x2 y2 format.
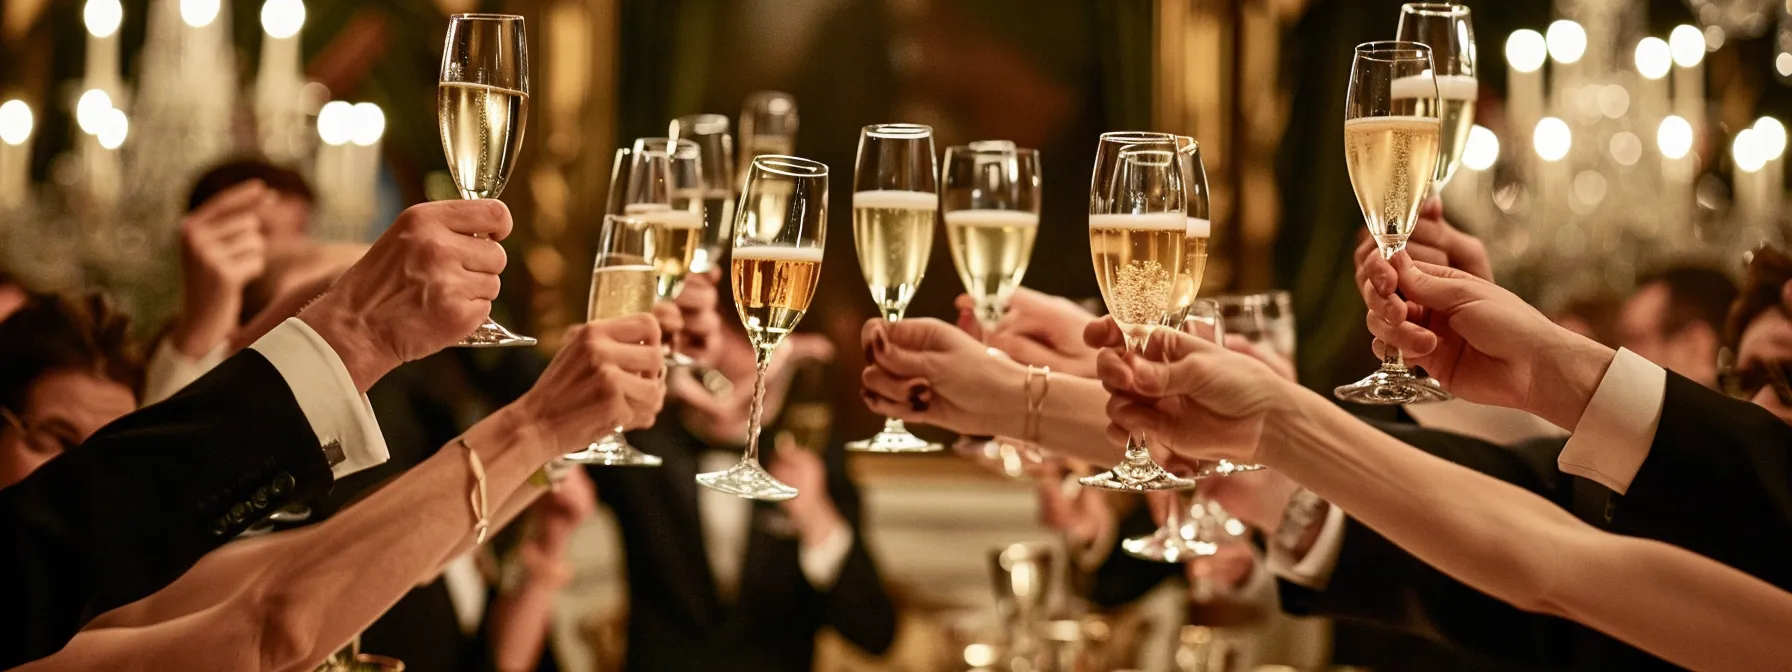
229 503 249 523
1603 498 1618 523
210 517 231 536
250 489 269 509
271 472 295 495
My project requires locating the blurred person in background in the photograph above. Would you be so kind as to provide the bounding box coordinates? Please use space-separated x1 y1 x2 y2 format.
0 293 143 490
1616 266 1738 389
1722 246 1792 423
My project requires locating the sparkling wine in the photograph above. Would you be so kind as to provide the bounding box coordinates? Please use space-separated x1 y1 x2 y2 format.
438 82 528 199
852 190 938 320
1166 217 1211 325
945 209 1039 319
690 190 736 274
1395 74 1477 188
635 208 704 298
1344 115 1441 251
587 263 657 321
732 245 823 349
1089 212 1187 335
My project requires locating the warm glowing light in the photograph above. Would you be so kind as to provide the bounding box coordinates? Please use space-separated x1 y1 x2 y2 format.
963 644 997 667
1670 25 1705 68
350 102 385 146
1657 116 1694 159
1735 130 1766 173
1533 117 1571 162
96 108 128 150
0 100 33 146
1463 125 1500 171
260 0 305 39
1546 21 1586 64
1754 117 1787 161
1506 29 1548 73
1703 25 1725 52
316 100 354 145
84 0 123 38
180 0 219 27
75 89 113 135
1778 53 1792 77
1610 132 1643 166
1635 37 1672 80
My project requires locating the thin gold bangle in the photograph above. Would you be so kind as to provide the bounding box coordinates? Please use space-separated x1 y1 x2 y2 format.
1024 365 1052 445
457 437 490 544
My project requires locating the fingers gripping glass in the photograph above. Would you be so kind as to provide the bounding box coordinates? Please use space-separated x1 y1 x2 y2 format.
1333 41 1452 405
846 123 946 453
626 137 708 367
560 215 663 467
1081 133 1197 492
943 142 1043 334
697 155 829 501
439 14 536 348
1396 3 1478 192
1123 299 1222 560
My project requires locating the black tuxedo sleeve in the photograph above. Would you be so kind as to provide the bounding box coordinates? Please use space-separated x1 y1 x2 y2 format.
0 350 334 668
1090 506 1181 608
1276 421 1592 668
815 444 897 656
1609 372 1792 590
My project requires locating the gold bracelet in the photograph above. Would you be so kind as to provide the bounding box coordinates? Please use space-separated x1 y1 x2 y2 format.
457 437 490 544
1023 365 1052 445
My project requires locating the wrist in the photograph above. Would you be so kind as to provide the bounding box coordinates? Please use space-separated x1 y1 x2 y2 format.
1529 335 1616 433
173 287 242 359
1252 376 1312 468
789 501 846 546
985 359 1032 439
298 295 400 393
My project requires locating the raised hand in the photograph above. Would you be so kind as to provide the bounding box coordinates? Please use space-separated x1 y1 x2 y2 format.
860 317 1028 438
299 200 512 391
1354 196 1493 285
961 288 1101 378
672 329 834 446
768 436 846 543
1357 253 1614 430
516 316 666 451
173 181 271 357
671 273 722 366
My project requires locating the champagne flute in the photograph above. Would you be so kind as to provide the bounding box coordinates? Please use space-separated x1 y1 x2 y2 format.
669 114 737 275
1202 292 1299 476
1396 3 1477 193
943 142 1043 333
737 91 798 191
846 123 945 453
1124 298 1223 560
1332 41 1450 405
696 155 829 501
438 13 537 348
628 137 707 366
1082 134 1196 492
1165 136 1212 338
559 214 663 467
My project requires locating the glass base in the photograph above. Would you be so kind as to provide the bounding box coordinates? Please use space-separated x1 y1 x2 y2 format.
454 318 538 348
846 426 944 453
696 460 798 501
1333 367 1453 406
560 433 662 467
1079 460 1199 492
1121 525 1219 563
1198 459 1266 477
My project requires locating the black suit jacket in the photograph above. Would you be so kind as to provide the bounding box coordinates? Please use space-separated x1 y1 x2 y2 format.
0 350 335 668
1284 375 1792 670
589 417 897 672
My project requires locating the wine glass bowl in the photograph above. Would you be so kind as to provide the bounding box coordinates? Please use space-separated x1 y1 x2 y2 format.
560 214 664 467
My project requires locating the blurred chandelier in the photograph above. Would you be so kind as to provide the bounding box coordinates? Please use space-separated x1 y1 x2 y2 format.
1683 0 1776 38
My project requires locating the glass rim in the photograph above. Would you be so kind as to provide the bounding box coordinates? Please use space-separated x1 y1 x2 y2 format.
863 123 933 139
1356 40 1432 61
449 12 524 22
1100 131 1177 144
631 136 701 157
750 154 828 177
673 113 731 133
1116 147 1177 166
1401 3 1471 17
945 143 1039 158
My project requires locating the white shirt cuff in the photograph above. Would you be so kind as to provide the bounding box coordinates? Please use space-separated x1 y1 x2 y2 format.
1557 348 1666 495
1267 504 1347 590
798 523 855 590
142 339 227 405
249 318 390 478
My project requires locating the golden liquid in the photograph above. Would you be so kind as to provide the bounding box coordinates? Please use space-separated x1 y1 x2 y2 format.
1434 96 1476 188
1166 235 1211 325
1392 74 1476 189
639 209 704 298
587 264 658 321
1344 116 1441 250
852 191 938 320
437 82 529 199
732 246 823 349
1089 213 1187 334
690 191 736 274
945 210 1039 319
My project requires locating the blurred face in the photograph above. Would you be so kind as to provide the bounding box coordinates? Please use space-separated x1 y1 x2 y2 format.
1619 282 1718 386
259 193 313 253
0 371 137 489
1736 306 1792 425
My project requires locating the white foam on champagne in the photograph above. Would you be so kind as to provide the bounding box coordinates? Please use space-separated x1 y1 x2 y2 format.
943 210 1040 228
853 190 939 211
1089 212 1188 231
1345 115 1441 131
1186 217 1211 238
1391 74 1478 101
623 203 672 215
637 209 704 229
733 245 825 263
595 264 657 274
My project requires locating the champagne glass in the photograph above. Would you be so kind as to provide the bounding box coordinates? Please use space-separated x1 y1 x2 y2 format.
628 137 707 366
560 214 663 467
438 13 537 348
943 142 1043 333
1081 133 1196 492
1165 136 1212 337
846 123 944 453
1332 41 1450 405
1396 3 1477 192
697 155 829 501
1124 298 1222 560
1200 292 1299 476
669 114 737 275
737 91 798 191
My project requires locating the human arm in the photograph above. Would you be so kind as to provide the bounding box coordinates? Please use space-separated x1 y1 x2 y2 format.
958 288 1102 378
784 439 897 655
488 468 595 672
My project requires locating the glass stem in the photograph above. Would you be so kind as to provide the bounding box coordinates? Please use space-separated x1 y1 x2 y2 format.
1122 326 1153 461
1162 492 1187 536
742 345 774 464
1378 243 1407 373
